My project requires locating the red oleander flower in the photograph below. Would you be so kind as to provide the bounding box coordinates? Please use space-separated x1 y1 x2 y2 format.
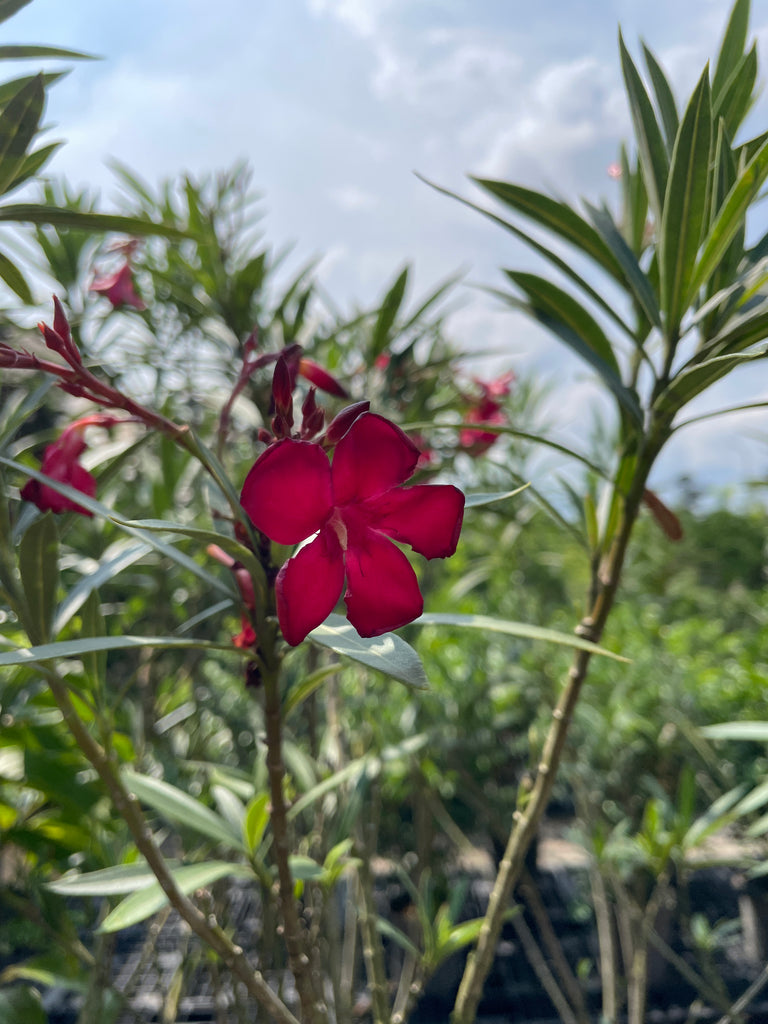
459 370 514 456
91 262 146 310
240 412 464 645
20 414 121 516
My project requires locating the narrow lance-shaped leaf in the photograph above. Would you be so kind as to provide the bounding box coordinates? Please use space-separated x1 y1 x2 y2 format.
0 247 32 302
0 73 43 196
421 173 635 337
585 201 661 328
0 204 189 239
714 44 758 139
18 512 58 646
370 265 409 357
0 44 97 60
309 613 429 689
711 0 750 104
0 634 238 668
656 349 767 418
414 613 629 661
619 30 670 219
699 301 768 361
659 67 712 339
98 862 253 934
122 769 245 852
643 43 679 152
0 0 33 25
503 271 644 426
472 177 626 284
6 140 61 194
688 136 768 301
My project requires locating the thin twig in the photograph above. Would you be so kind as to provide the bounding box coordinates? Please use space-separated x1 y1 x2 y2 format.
44 669 301 1024
263 666 327 1023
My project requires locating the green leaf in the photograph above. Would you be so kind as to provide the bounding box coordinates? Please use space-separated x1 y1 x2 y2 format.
684 784 748 849
643 44 679 151
619 31 670 218
309 613 429 689
702 721 768 742
714 44 758 138
53 539 153 634
0 634 236 668
0 204 189 239
0 247 32 302
47 861 181 896
586 201 661 328
243 792 270 854
7 140 61 193
414 613 629 661
700 301 768 361
288 855 324 881
98 861 252 933
0 73 43 196
659 68 712 336
502 272 643 426
80 589 106 690
472 177 625 283
0 986 47 1024
0 44 97 60
689 136 768 301
711 0 750 104
377 917 421 959
211 784 245 835
464 485 530 508
506 271 619 372
370 265 409 357
0 0 33 25
420 174 635 337
107 517 267 598
283 663 342 717
0 455 233 597
657 349 767 416
121 769 245 852
18 512 58 646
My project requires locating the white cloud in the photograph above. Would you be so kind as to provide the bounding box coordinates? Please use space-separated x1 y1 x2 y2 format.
328 185 379 211
307 0 396 38
462 56 623 182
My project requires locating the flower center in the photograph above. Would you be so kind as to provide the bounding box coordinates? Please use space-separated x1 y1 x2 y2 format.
326 507 348 551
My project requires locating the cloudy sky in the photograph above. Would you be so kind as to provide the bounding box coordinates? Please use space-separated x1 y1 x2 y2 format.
7 0 768 496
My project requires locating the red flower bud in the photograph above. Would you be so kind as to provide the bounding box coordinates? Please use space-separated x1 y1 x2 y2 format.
322 400 370 447
298 357 348 398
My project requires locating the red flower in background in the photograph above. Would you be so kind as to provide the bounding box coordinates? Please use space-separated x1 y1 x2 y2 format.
21 414 122 516
240 412 464 646
91 262 146 310
459 371 514 456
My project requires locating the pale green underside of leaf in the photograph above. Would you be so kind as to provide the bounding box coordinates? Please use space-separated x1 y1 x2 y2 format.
413 613 628 661
464 485 529 508
97 861 253 933
702 721 768 742
0 634 237 667
309 613 429 689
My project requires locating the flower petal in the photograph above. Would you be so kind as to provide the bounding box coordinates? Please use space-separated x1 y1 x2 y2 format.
368 484 464 558
332 413 420 504
241 439 333 544
276 529 345 646
343 528 423 637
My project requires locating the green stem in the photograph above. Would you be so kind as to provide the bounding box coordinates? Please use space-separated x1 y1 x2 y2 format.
43 668 301 1024
450 445 657 1024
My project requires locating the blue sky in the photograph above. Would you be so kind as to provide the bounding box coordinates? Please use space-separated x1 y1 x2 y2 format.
7 0 768 497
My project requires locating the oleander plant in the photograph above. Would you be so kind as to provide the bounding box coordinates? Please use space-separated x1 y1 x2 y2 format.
3 1 768 1023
